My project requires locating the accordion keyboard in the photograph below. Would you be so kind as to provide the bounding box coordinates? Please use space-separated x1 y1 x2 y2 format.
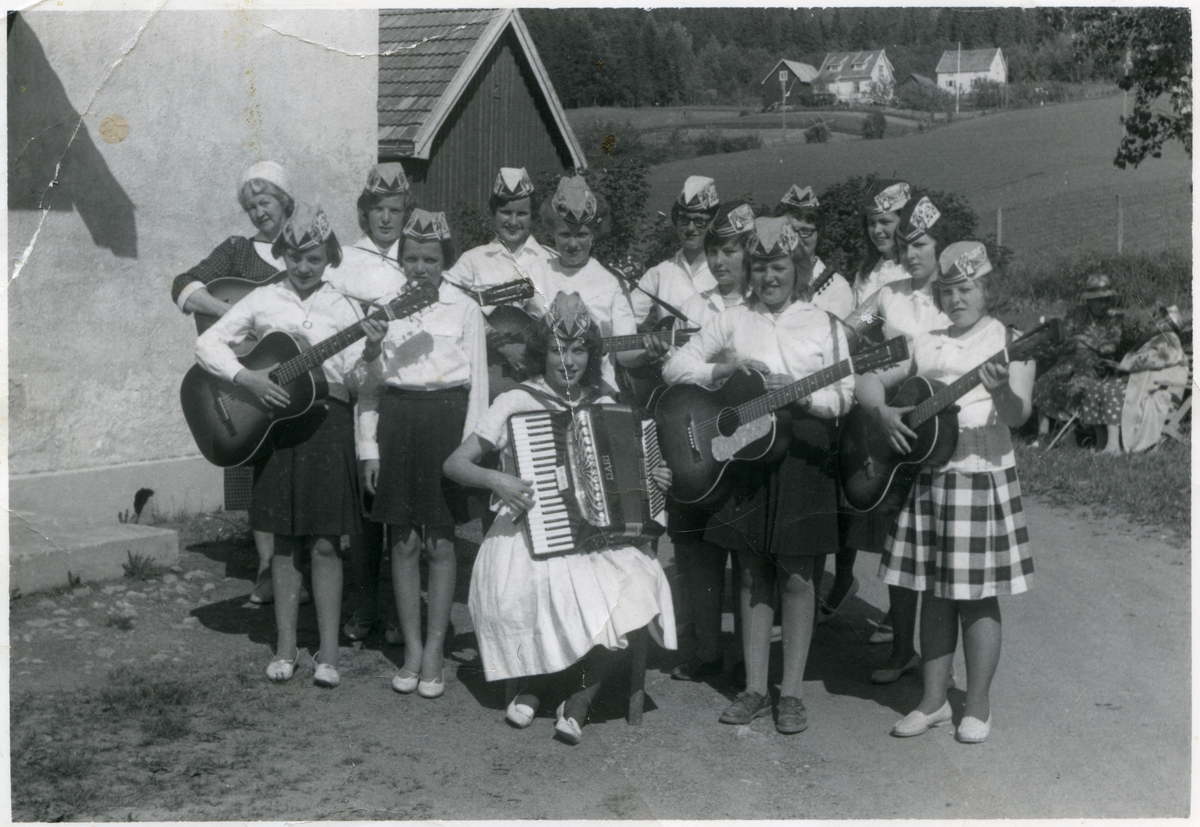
510 412 576 554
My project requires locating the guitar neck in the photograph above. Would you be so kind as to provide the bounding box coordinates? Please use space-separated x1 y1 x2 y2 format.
270 298 424 385
905 349 1010 429
601 330 677 354
734 358 854 422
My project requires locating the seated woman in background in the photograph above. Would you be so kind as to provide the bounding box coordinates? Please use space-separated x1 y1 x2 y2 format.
444 292 676 745
1032 273 1132 443
171 161 296 607
195 204 366 688
1083 304 1190 454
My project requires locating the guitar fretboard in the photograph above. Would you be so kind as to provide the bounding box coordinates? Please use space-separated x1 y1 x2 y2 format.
601 329 696 354
733 359 854 422
269 289 432 385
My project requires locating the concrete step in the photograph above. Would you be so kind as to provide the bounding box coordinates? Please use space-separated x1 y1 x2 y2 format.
9 510 179 596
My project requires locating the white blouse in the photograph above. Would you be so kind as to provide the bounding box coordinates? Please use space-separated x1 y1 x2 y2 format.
325 235 405 303
631 249 717 327
853 257 908 309
876 279 951 345
663 299 854 420
809 258 855 319
526 257 638 390
356 281 489 460
444 236 554 314
910 317 1022 473
194 279 367 406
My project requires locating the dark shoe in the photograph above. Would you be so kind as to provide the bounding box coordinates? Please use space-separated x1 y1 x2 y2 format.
249 570 274 605
342 613 377 641
719 690 772 725
871 653 920 685
775 696 808 734
671 656 722 682
817 577 859 624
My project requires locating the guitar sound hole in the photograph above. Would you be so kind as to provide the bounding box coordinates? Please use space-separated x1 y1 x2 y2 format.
716 408 740 437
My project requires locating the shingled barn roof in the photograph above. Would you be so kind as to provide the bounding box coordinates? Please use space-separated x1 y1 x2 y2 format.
378 8 584 166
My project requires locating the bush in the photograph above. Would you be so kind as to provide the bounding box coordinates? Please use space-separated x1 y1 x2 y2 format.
862 111 887 140
446 200 494 260
896 81 955 116
972 79 1006 110
804 121 831 143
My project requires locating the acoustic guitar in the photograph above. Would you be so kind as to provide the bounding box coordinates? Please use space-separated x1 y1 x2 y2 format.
838 318 1064 514
180 282 439 468
653 336 910 507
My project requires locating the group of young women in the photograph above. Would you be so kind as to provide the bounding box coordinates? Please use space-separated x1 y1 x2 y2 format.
177 160 1035 746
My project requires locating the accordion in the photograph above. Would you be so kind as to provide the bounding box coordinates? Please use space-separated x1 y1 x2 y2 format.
507 404 667 556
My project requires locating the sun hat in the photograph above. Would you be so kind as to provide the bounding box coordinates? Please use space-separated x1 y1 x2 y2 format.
1081 273 1117 300
240 160 293 200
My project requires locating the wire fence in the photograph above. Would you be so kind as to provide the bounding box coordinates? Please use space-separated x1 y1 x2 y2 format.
983 183 1191 261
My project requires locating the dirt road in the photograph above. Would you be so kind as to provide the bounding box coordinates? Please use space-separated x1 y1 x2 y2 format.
10 496 1189 821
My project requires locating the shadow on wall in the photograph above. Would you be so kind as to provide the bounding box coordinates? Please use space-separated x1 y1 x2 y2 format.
8 12 137 258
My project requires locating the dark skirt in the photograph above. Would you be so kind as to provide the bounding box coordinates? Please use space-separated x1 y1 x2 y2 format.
1080 375 1127 426
371 387 469 530
250 399 361 537
705 411 839 563
224 466 254 512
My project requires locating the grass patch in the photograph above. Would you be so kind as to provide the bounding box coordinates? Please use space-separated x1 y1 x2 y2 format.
160 509 253 550
123 550 166 581
997 250 1192 313
12 666 278 821
1014 437 1190 541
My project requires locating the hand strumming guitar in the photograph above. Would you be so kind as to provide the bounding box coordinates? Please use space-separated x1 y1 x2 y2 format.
710 358 772 383
871 401 918 455
235 367 290 408
360 316 388 361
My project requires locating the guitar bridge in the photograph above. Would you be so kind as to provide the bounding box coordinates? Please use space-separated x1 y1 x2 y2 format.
212 387 237 437
685 414 702 463
864 455 875 480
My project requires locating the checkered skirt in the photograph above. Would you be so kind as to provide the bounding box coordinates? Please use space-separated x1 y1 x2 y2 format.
880 465 1033 600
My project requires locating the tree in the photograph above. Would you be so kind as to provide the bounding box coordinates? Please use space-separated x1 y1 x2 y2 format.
1075 8 1192 168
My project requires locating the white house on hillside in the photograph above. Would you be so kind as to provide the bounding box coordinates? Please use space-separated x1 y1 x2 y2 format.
813 49 894 104
935 47 1007 91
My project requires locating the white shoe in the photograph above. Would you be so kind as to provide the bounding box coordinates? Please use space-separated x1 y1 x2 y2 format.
892 701 952 737
505 699 536 728
417 671 445 699
391 669 419 694
956 714 992 743
554 702 582 745
266 649 299 682
313 663 340 688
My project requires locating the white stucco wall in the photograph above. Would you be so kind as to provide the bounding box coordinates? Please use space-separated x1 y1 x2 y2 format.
9 10 378 509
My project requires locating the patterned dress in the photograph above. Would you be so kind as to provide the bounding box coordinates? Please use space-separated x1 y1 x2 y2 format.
1033 305 1129 422
880 318 1034 600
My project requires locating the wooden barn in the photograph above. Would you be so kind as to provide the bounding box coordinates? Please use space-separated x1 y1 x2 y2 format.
378 8 586 213
760 58 819 111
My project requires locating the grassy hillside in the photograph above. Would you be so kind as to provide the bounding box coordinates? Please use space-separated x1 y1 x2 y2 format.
636 96 1191 262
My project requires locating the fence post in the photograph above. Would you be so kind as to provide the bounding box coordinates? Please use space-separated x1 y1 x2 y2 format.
996 206 1003 247
1116 194 1123 255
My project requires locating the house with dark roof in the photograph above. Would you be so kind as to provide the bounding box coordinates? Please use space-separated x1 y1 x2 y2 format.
378 8 586 213
760 58 819 110
900 72 937 91
813 49 894 104
936 47 1007 92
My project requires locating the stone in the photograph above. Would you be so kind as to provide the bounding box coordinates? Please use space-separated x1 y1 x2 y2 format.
53 608 72 616
175 598 191 606
202 583 216 592
24 619 52 628
74 618 91 628
182 616 200 627
36 599 56 610
174 584 189 595
162 573 178 584
184 570 212 580
72 587 91 598
10 510 178 597
125 591 145 599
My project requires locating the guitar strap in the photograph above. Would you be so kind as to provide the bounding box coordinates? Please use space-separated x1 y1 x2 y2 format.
609 265 695 326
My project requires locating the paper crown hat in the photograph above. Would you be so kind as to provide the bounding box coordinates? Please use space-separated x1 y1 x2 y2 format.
1081 273 1117 300
862 179 911 215
365 163 410 195
677 175 720 212
896 196 942 244
545 291 595 341
780 184 820 211
938 241 992 285
550 176 598 223
276 202 333 251
1157 304 1184 332
709 200 756 238
403 209 452 243
240 161 293 200
748 216 800 258
493 167 534 199
272 202 341 264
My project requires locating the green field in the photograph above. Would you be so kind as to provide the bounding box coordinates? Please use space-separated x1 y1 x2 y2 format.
621 96 1190 262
